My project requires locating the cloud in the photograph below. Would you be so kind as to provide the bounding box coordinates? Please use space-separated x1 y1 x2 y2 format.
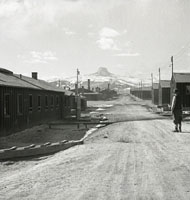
0 1 21 18
99 27 120 38
96 38 119 50
0 0 83 39
62 27 76 35
18 51 58 64
114 53 140 57
97 27 120 50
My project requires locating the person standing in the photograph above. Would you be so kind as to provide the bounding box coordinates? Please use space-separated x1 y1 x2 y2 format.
171 89 183 132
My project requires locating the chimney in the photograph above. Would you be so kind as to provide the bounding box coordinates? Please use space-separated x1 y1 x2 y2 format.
88 79 91 91
32 72 38 80
96 87 99 93
108 83 110 90
81 86 84 94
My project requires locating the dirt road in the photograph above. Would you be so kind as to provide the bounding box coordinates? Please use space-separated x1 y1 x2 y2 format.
1 95 190 200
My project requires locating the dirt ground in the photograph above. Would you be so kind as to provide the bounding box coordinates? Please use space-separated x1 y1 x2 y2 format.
0 123 93 149
1 94 190 200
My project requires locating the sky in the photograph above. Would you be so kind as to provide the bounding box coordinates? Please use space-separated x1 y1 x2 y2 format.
0 0 190 80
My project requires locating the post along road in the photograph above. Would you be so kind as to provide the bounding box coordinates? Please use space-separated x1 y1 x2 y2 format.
1 95 190 200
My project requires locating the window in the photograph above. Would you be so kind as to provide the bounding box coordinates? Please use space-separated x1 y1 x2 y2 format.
4 94 10 116
17 94 23 115
29 95 33 112
56 95 59 107
186 85 190 95
50 95 54 109
38 95 41 111
45 95 48 110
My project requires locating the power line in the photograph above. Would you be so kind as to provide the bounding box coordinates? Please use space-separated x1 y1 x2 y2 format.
174 41 190 57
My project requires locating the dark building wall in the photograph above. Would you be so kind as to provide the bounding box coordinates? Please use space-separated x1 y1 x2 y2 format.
83 93 103 101
171 79 190 109
142 90 151 100
0 86 70 137
81 98 87 111
152 89 159 105
130 89 151 100
176 83 190 108
162 88 170 105
130 90 141 98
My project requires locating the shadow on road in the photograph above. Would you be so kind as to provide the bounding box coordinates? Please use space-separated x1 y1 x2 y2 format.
109 116 169 124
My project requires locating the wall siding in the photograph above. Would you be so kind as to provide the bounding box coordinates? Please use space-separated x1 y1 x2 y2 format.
0 86 72 137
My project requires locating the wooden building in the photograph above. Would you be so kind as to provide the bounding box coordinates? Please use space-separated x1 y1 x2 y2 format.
130 86 151 100
171 73 190 110
0 69 78 136
82 92 103 101
130 87 140 98
152 83 159 105
158 80 170 106
141 86 152 100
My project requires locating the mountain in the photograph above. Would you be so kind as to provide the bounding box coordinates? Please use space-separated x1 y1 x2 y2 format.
48 67 152 90
92 67 115 77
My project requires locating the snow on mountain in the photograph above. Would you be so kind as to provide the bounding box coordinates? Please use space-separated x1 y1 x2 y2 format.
92 67 115 77
48 67 152 89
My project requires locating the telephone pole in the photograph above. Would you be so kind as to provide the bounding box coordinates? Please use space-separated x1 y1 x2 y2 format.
76 68 79 95
76 68 81 120
151 73 153 103
171 56 174 78
159 68 161 106
159 68 161 85
151 73 153 89
141 80 143 99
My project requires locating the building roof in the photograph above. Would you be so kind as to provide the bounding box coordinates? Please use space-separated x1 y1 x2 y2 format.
0 73 39 89
160 80 170 88
173 73 190 83
0 69 73 96
153 83 159 89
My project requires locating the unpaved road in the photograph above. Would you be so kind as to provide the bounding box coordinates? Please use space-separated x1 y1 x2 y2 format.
1 94 190 200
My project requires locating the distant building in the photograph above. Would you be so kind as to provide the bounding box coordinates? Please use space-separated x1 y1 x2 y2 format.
82 92 103 101
70 86 101 101
152 83 159 105
171 73 190 109
141 86 152 100
130 87 140 98
130 86 151 100
158 80 170 106
100 88 117 100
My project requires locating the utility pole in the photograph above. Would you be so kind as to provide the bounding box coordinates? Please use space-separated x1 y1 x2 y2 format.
151 73 153 103
141 80 143 99
76 68 81 120
159 68 161 85
159 68 161 106
171 56 174 78
76 68 79 95
151 73 153 89
171 56 174 104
